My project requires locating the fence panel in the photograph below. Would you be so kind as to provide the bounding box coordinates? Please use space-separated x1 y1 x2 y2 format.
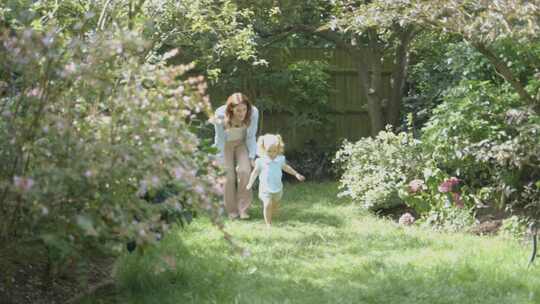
209 47 392 151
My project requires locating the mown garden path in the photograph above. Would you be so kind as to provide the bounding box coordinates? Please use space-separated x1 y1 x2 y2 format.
90 182 540 304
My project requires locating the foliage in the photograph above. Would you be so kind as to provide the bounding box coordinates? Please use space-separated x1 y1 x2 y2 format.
407 36 540 130
334 126 425 210
2 0 263 81
286 60 332 127
399 167 467 212
334 0 539 44
397 161 477 232
421 81 518 182
420 80 540 216
144 0 260 81
254 60 331 128
0 25 223 274
499 215 529 240
1 0 147 34
211 57 332 133
334 0 540 116
285 142 339 181
420 206 476 233
405 32 460 129
407 0 540 44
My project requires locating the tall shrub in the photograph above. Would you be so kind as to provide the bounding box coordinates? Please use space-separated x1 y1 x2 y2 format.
420 80 540 216
0 26 223 271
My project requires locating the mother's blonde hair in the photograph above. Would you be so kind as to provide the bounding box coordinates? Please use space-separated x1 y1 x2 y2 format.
257 134 285 156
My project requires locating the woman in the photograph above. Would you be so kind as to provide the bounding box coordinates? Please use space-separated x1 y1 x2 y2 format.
213 92 259 219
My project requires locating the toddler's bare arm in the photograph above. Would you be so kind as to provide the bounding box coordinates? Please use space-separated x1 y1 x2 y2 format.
283 164 305 181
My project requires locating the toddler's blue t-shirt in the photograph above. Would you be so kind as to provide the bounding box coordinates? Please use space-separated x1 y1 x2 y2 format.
256 155 286 194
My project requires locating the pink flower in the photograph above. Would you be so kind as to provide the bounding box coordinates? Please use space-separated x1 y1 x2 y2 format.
399 213 415 226
26 87 43 98
13 176 34 192
408 179 426 193
438 177 460 193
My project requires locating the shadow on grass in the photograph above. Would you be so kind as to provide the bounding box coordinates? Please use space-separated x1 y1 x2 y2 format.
277 206 345 228
349 231 435 252
100 182 540 303
113 245 540 304
247 200 346 229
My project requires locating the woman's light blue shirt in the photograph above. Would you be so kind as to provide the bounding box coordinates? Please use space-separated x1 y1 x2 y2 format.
213 105 259 159
255 155 286 194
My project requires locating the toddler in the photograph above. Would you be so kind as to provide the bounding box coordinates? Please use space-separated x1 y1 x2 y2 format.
246 134 305 227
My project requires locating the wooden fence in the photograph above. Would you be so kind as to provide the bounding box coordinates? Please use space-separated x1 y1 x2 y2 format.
210 47 393 152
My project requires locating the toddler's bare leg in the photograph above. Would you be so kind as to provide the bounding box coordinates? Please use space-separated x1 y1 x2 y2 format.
271 192 282 216
263 198 273 227
272 200 281 214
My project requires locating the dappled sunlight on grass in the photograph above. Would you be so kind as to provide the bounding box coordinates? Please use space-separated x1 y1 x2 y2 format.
110 182 540 304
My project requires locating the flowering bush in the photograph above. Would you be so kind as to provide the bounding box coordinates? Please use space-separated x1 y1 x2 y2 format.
334 127 426 210
0 26 224 274
420 80 540 217
401 170 475 232
399 160 470 213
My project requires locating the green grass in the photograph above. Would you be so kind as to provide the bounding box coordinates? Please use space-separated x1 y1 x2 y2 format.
89 182 540 304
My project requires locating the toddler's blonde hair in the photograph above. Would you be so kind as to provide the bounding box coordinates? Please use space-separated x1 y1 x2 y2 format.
257 134 285 156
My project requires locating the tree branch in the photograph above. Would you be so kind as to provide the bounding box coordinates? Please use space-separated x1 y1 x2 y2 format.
289 25 357 54
473 42 536 107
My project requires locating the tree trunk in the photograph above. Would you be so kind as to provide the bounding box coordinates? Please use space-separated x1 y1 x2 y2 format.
366 31 386 136
387 27 415 127
353 48 385 137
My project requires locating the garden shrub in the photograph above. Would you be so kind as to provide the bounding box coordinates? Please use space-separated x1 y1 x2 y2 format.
420 80 540 219
0 26 223 276
334 126 425 210
399 164 473 212
400 167 477 232
499 215 529 240
420 206 476 233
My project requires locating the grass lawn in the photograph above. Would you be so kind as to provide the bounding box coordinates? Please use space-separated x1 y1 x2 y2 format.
87 182 540 304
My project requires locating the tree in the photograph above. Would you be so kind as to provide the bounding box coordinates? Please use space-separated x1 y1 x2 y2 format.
412 0 540 111
143 0 260 81
235 0 418 136
339 0 540 113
